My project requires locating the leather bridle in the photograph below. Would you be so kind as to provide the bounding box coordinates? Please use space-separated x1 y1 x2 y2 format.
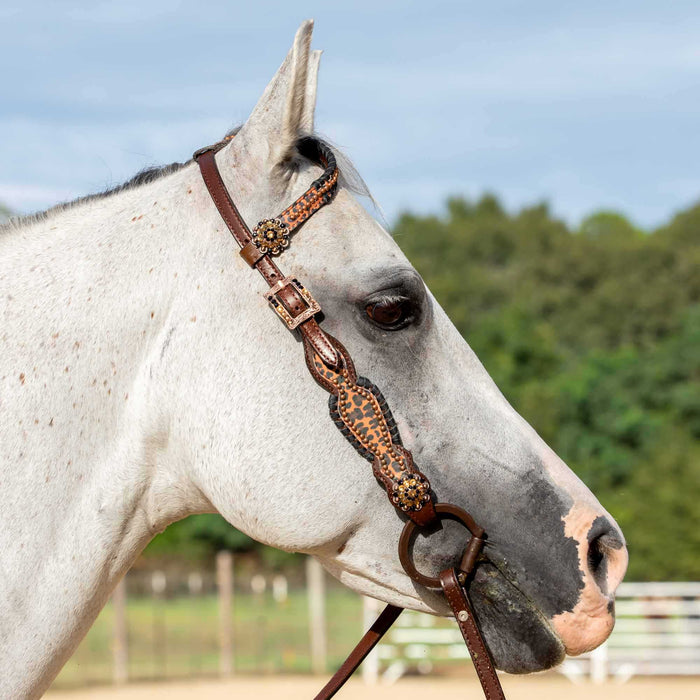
194 136 506 699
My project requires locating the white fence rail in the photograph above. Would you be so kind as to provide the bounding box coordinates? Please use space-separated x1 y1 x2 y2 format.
364 582 700 684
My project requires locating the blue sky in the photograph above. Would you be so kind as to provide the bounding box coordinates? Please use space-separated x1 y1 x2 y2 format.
1 1 699 228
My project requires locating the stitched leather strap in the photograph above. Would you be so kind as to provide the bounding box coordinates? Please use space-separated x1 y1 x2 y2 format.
440 568 506 700
313 604 402 700
302 334 437 527
195 147 340 368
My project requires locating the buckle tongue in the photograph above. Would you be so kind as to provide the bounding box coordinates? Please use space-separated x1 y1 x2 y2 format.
264 276 321 330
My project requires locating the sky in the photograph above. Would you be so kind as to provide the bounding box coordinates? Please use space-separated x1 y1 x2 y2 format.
1 1 699 229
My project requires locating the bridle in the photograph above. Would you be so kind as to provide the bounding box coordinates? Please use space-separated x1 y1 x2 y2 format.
194 136 507 700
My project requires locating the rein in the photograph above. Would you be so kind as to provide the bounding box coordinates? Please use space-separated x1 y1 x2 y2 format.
194 137 506 699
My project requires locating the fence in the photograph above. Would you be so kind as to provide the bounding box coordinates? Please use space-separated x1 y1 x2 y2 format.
51 555 350 689
52 573 700 690
364 582 700 685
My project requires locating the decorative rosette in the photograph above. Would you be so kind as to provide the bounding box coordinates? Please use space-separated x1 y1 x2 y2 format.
252 218 290 255
392 472 431 513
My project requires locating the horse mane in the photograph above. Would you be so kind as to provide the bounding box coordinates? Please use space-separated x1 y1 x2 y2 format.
1 130 377 233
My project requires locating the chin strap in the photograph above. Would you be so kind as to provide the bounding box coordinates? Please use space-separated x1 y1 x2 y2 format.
314 568 505 700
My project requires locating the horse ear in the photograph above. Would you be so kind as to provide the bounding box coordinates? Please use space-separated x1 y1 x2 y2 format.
300 49 322 133
238 20 319 167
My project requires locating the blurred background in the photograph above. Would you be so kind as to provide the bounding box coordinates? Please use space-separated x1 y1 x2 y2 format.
2 0 698 696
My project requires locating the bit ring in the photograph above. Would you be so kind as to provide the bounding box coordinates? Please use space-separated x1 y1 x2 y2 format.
398 502 485 588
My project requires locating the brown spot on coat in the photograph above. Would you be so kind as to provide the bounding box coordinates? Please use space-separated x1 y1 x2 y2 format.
19 373 25 384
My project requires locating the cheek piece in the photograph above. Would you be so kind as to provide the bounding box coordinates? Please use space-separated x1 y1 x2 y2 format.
194 136 506 700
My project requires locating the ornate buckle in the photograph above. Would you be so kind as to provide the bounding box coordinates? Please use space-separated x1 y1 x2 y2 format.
264 276 321 330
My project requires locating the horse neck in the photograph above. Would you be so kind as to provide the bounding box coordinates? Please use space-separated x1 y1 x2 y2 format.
0 166 216 697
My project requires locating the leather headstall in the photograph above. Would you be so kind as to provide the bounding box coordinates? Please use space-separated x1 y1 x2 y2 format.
194 136 506 700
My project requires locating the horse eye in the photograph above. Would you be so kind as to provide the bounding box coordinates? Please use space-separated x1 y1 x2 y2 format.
365 298 414 330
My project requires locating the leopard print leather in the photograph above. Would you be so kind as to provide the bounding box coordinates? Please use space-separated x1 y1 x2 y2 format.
304 334 437 526
280 137 339 234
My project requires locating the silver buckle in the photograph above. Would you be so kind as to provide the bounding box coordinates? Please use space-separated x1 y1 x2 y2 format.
264 276 321 330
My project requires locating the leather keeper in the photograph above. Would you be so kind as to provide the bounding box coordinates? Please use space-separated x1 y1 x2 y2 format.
240 241 265 267
300 320 340 369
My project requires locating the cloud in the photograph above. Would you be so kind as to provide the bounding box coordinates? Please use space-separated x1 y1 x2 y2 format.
1 2 699 229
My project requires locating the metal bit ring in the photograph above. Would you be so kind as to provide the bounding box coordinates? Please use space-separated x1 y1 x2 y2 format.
398 502 485 588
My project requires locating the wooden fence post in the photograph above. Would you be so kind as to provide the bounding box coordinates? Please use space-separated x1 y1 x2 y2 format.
217 551 234 677
112 577 128 685
306 556 327 674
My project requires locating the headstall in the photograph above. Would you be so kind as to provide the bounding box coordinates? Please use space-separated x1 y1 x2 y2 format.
194 136 506 700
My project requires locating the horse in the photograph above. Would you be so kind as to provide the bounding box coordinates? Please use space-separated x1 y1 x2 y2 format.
0 20 627 698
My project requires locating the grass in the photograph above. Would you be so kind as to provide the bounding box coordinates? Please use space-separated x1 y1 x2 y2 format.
52 587 364 689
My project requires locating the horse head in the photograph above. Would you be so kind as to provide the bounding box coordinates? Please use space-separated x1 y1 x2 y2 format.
175 21 628 672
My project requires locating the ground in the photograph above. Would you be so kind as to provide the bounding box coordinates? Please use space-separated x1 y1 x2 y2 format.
46 675 700 699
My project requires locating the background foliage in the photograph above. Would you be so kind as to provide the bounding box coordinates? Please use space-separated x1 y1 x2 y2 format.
6 195 698 580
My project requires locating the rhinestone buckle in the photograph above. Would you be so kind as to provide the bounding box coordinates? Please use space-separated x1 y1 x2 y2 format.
264 276 321 330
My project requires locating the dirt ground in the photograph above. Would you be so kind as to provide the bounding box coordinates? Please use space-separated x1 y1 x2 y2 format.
46 675 700 699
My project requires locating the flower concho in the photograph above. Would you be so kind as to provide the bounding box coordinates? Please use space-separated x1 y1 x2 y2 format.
252 218 290 255
393 472 431 512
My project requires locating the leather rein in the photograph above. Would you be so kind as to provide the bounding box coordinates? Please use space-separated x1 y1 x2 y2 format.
194 136 506 699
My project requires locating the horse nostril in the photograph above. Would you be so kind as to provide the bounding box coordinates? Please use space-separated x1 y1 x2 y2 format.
586 517 626 595
587 533 607 588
